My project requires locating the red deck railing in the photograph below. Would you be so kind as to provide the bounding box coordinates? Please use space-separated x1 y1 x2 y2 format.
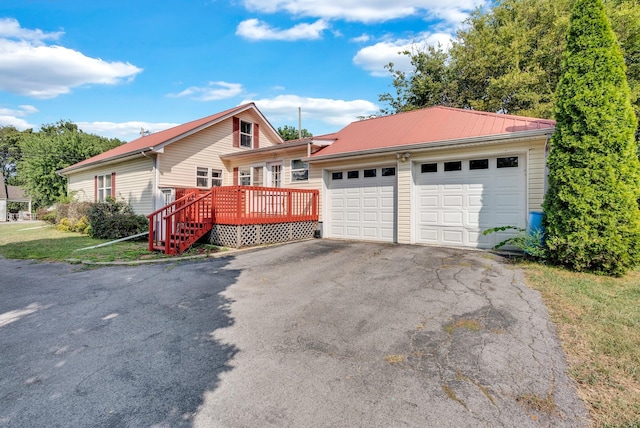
148 186 319 254
211 186 318 225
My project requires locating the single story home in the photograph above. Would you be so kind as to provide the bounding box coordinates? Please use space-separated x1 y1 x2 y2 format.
60 103 555 249
0 174 32 222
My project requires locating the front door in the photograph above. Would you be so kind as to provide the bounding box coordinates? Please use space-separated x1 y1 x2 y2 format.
266 161 282 188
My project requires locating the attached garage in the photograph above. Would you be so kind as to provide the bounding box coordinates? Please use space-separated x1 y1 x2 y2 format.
414 154 526 249
325 166 397 242
309 106 554 249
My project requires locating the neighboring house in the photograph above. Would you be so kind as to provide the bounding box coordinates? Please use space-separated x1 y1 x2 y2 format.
61 104 555 250
0 174 32 222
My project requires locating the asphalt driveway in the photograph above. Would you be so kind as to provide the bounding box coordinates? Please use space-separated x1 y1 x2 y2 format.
0 240 588 427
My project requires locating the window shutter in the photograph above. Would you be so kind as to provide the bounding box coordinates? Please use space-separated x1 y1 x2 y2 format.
233 167 239 185
232 117 240 148
111 172 116 198
254 123 260 148
94 175 98 202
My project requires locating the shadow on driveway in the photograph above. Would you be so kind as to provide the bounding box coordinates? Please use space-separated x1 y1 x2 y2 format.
0 256 240 427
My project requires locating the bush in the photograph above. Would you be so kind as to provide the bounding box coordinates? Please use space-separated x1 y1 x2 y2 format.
543 0 640 276
39 209 57 224
86 199 148 240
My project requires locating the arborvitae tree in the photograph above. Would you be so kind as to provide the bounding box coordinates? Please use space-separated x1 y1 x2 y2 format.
543 0 640 275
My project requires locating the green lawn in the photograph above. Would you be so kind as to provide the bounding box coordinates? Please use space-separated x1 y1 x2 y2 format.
0 222 220 262
523 262 640 428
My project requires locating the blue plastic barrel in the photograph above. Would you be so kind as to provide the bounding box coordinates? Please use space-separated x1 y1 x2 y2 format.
527 211 544 235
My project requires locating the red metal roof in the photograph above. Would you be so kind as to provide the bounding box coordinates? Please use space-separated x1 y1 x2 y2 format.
312 106 555 158
62 103 256 172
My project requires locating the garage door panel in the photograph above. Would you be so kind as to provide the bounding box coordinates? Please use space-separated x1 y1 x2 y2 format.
380 196 395 208
346 226 361 238
346 198 360 208
363 212 378 222
442 211 463 226
421 212 438 223
362 197 379 208
442 229 464 244
416 156 525 248
327 168 396 242
346 212 361 222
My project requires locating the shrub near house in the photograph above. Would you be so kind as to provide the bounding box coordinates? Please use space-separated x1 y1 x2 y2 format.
86 199 148 240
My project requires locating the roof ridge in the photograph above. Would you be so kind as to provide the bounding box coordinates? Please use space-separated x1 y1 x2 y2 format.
433 105 555 123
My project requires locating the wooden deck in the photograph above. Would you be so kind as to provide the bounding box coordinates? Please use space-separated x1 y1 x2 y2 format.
148 186 319 254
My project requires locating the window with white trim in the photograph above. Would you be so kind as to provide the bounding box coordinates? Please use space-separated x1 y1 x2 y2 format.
291 159 308 181
239 167 251 186
196 167 223 187
240 120 253 148
97 174 112 202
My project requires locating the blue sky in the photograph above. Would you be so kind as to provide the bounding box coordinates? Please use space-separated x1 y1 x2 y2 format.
0 0 486 141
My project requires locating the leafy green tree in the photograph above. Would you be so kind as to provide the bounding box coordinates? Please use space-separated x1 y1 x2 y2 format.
278 125 312 141
0 126 26 185
379 44 456 115
543 0 640 275
379 0 640 122
18 121 123 207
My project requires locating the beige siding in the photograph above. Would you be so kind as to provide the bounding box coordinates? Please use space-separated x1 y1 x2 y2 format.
67 156 155 214
159 112 280 189
226 146 319 188
311 136 548 243
396 160 412 244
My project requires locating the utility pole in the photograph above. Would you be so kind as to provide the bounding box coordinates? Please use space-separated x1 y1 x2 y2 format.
298 107 302 140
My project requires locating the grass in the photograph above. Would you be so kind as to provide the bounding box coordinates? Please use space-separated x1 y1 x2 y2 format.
0 222 223 262
522 262 640 427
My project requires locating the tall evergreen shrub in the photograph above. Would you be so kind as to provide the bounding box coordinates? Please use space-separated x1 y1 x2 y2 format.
543 0 640 275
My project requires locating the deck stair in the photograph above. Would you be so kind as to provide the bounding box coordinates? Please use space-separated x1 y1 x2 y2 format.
147 189 213 255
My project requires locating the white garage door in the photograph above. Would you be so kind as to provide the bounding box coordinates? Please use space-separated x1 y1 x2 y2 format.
415 155 526 248
327 166 397 242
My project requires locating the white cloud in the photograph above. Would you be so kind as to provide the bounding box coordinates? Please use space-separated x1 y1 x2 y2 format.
168 81 244 101
242 94 378 127
76 121 180 142
236 18 328 41
353 32 453 77
0 17 63 43
0 104 38 130
241 0 486 25
0 19 142 99
351 34 370 43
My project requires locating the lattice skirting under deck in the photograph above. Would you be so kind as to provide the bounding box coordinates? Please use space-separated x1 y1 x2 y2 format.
209 221 317 248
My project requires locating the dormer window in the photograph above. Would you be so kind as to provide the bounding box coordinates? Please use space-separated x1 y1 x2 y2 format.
240 120 253 148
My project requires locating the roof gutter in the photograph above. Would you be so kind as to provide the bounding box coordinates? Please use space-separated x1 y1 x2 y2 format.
58 148 156 175
305 128 554 162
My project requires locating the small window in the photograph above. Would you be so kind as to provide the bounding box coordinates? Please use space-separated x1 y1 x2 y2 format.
252 166 264 187
197 167 222 187
469 159 489 170
196 167 209 187
332 172 343 180
381 167 396 176
364 169 376 178
97 173 112 202
239 167 251 186
211 169 222 187
240 120 253 148
348 171 359 179
444 161 462 171
421 163 437 173
291 159 309 181
497 156 519 168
